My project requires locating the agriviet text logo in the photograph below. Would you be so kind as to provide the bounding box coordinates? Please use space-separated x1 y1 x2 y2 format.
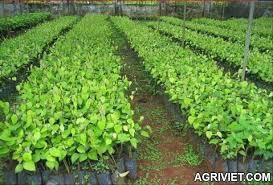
194 172 271 182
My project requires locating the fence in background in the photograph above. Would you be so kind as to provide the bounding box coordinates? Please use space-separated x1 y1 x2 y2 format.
0 1 272 18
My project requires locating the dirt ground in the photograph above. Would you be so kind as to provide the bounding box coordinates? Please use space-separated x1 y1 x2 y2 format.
110 21 238 185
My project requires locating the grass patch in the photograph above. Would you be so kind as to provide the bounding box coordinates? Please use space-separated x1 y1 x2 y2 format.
134 173 178 185
140 162 168 171
134 174 150 185
246 181 273 185
166 178 178 185
137 138 162 161
172 121 189 136
172 145 202 167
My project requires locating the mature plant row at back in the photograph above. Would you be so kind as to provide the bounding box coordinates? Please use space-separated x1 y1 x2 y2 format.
0 15 146 172
0 12 50 36
160 16 273 53
112 16 273 160
147 19 273 83
0 16 78 83
193 17 273 39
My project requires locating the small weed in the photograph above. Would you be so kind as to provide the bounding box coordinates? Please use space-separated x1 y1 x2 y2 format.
134 174 162 185
201 183 214 185
140 162 167 171
157 125 169 134
150 107 165 118
134 174 150 185
138 139 162 161
246 181 272 185
167 178 177 185
173 121 184 131
90 159 110 173
173 145 202 167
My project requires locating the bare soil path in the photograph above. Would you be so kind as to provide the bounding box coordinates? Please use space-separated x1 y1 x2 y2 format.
110 19 232 185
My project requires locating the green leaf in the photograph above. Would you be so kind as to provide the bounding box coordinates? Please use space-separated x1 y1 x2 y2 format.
183 97 191 105
77 145 85 153
0 147 9 155
209 139 219 145
33 152 41 162
33 132 41 142
79 154 88 162
71 153 79 164
23 161 36 171
114 125 122 133
0 101 9 115
98 120 106 130
79 134 87 145
106 122 114 129
46 161 55 170
22 152 32 161
11 115 18 124
130 138 138 149
141 131 149 137
188 116 195 125
50 148 61 158
239 150 246 156
88 150 98 160
129 128 135 136
46 155 55 162
123 125 129 131
0 130 11 141
105 138 112 145
206 131 213 139
169 77 175 83
15 164 24 173
216 131 222 138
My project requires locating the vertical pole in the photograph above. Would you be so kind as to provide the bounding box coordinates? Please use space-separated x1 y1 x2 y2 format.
202 0 205 17
207 0 210 18
165 0 167 15
159 0 161 16
221 2 225 20
1 0 4 16
174 0 176 15
182 1 186 47
241 1 255 81
112 0 115 15
157 0 161 31
121 0 123 16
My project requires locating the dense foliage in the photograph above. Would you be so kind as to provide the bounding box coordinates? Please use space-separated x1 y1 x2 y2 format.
0 16 78 82
0 12 50 35
193 17 273 39
146 20 273 83
112 16 273 160
160 16 273 53
0 15 145 173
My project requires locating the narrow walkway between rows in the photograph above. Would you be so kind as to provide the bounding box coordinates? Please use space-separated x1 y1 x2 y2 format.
110 18 233 185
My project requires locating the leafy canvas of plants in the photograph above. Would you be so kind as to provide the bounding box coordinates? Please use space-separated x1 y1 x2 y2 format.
0 16 78 82
112 16 273 160
0 15 147 173
0 12 51 34
147 18 273 83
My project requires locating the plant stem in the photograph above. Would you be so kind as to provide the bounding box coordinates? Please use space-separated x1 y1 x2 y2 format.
63 159 70 174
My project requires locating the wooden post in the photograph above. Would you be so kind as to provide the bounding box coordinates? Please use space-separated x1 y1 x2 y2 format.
241 1 255 81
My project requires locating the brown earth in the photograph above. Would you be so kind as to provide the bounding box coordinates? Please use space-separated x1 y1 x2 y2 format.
111 20 243 185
